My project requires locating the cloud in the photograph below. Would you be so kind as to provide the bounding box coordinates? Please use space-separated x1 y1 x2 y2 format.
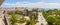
42 2 60 8
1 2 60 8
1 2 41 8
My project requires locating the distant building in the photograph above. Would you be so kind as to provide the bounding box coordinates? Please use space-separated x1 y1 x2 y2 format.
0 7 48 25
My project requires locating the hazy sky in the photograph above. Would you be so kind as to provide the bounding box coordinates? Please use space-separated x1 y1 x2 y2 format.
1 0 60 8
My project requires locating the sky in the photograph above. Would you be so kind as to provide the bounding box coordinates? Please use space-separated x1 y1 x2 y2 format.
1 0 60 8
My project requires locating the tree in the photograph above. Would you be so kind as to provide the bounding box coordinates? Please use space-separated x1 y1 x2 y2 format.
10 15 18 25
8 11 18 25
55 20 60 25
34 9 38 20
42 9 48 18
24 9 29 16
19 16 26 23
42 9 60 25
29 20 35 25
15 10 20 14
26 14 35 25
46 16 56 25
8 11 14 15
41 23 43 25
26 20 35 25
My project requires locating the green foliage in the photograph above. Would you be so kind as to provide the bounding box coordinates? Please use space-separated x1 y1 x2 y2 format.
35 9 38 20
47 17 55 23
8 11 18 25
19 16 26 23
26 20 35 25
42 9 60 25
29 20 35 25
8 11 14 15
10 15 18 25
41 23 43 25
26 13 36 25
8 9 38 25
15 10 20 14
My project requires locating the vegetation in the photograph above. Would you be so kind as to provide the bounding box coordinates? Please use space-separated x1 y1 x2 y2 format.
19 16 26 23
8 11 18 25
35 9 38 20
26 9 39 25
8 9 38 25
9 8 60 25
10 15 18 25
26 15 35 25
42 9 60 25
24 9 29 16
15 10 20 14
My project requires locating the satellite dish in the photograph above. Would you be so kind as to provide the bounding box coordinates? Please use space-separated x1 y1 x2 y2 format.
0 0 4 6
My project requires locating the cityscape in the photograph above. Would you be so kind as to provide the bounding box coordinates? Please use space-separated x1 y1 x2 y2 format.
0 0 60 25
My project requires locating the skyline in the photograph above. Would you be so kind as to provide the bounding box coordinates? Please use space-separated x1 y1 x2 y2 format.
1 0 60 8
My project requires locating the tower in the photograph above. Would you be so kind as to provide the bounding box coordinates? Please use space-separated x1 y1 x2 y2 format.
36 8 48 25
